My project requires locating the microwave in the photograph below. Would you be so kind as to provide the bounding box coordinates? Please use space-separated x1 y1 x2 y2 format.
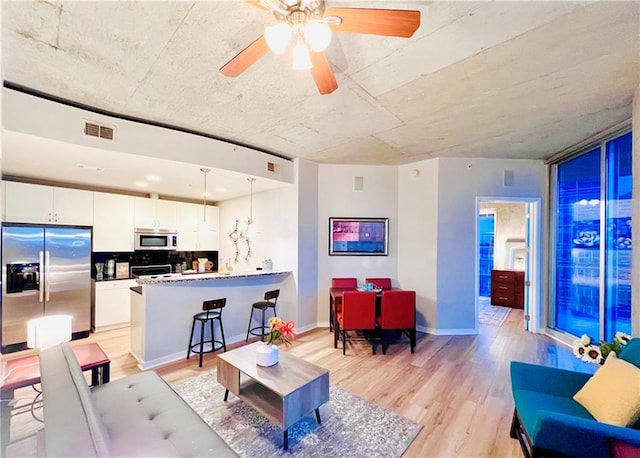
134 229 178 250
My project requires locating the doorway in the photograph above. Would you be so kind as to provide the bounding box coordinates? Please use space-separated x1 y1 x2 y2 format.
475 197 542 333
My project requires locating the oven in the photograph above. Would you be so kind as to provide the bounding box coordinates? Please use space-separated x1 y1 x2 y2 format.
130 264 173 277
134 229 178 251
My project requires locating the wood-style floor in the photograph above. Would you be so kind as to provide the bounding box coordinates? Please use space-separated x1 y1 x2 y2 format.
4 309 596 457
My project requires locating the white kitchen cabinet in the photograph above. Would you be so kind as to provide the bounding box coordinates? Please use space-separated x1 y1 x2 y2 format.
201 205 220 250
176 202 219 251
4 181 93 225
134 197 176 230
93 279 138 331
93 192 135 251
176 201 199 250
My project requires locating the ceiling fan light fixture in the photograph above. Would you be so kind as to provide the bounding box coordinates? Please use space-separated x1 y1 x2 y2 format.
265 22 292 54
304 20 332 52
292 41 312 70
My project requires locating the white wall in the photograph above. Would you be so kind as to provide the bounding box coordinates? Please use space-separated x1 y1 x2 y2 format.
3 89 294 185
217 184 299 323
296 159 319 330
436 158 546 332
398 160 439 331
216 160 319 334
317 165 398 325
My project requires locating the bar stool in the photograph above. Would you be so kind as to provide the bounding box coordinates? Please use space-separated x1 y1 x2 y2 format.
245 289 279 342
187 297 227 367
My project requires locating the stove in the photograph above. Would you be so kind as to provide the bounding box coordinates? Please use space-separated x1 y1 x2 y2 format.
130 264 172 277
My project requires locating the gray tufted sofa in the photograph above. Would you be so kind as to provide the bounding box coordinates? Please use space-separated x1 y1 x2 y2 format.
39 342 237 457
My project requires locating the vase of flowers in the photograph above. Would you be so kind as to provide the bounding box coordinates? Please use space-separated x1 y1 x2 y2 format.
256 317 295 367
572 332 631 364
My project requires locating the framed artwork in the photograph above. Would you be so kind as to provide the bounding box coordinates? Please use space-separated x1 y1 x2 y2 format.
329 217 389 256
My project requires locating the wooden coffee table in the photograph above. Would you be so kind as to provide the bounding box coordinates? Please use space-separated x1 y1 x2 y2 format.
217 342 329 450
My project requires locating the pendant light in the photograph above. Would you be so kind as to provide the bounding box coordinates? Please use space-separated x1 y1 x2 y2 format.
244 177 259 238
196 168 216 233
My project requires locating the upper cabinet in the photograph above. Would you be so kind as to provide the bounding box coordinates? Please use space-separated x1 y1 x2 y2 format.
93 192 135 252
175 202 219 251
134 198 176 231
4 181 93 225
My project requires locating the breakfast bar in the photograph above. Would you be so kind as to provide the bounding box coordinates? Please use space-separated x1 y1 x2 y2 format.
130 270 293 369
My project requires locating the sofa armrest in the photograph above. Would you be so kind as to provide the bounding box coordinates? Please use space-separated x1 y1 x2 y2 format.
40 343 113 457
511 361 592 397
532 410 640 457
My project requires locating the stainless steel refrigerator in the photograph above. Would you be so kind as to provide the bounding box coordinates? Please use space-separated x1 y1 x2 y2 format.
1 224 92 353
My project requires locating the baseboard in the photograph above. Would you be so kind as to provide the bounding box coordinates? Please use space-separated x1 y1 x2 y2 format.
418 325 477 336
134 322 478 369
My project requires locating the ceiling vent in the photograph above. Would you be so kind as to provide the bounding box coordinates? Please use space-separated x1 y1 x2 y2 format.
503 170 515 187
353 175 364 192
84 121 115 141
267 162 280 173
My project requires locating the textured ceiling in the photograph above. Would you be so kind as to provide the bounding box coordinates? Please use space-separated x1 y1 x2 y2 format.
1 0 639 171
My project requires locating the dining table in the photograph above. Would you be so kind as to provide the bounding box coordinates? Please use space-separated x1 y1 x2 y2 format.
329 287 403 333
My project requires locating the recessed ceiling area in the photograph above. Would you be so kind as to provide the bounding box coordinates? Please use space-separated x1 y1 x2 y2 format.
1 0 638 198
1 130 288 202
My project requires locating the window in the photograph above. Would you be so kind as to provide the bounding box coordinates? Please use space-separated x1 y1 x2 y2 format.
551 131 632 342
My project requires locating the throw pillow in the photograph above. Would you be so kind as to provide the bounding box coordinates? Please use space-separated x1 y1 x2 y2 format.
619 338 640 369
573 352 640 427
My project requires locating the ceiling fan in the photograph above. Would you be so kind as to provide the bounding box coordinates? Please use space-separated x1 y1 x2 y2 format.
219 0 421 95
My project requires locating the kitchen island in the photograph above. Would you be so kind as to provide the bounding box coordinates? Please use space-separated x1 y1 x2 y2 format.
130 270 293 369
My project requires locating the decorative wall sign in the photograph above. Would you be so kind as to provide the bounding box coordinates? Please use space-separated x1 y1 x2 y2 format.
329 217 389 256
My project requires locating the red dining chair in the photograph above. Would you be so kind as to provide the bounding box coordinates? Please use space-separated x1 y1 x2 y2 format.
331 278 358 289
330 278 358 332
365 277 392 290
335 290 377 355
378 290 417 354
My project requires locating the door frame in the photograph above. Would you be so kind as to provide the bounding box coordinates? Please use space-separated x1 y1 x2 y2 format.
475 197 542 333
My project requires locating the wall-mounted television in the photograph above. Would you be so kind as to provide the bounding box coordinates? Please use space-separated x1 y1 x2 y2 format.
329 217 389 256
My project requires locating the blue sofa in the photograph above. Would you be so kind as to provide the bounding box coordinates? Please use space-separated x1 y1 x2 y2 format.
510 338 640 458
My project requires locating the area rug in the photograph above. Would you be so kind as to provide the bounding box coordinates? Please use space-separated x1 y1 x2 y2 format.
479 297 511 326
172 370 422 457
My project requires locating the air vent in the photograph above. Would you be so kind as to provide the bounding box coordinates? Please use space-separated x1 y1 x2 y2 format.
503 170 515 187
267 162 280 173
353 175 364 192
84 121 115 141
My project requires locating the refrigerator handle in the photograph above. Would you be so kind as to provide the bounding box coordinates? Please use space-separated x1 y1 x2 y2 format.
45 250 51 301
39 251 45 302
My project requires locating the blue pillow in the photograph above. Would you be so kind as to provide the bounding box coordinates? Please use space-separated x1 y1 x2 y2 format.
618 338 640 368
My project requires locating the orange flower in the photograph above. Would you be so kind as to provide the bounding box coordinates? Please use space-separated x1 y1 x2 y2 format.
266 319 296 348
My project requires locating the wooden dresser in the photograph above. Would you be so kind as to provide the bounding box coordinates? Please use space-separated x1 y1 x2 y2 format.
491 269 525 309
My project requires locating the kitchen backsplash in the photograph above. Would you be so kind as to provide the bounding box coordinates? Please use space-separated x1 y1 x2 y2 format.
92 250 219 278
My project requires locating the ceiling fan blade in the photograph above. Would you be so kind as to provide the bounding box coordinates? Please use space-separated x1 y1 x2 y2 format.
220 35 269 77
245 0 290 14
310 51 338 95
324 8 421 38
243 0 269 11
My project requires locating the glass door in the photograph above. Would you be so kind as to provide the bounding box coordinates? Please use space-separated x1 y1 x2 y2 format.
604 132 632 339
551 131 632 342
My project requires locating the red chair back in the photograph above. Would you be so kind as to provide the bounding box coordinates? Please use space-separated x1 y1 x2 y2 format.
379 290 416 329
341 291 376 330
365 278 392 290
331 277 358 289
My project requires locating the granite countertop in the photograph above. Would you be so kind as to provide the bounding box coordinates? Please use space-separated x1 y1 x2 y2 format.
135 270 290 285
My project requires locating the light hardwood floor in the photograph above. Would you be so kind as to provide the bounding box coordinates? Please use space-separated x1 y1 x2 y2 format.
4 309 596 457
